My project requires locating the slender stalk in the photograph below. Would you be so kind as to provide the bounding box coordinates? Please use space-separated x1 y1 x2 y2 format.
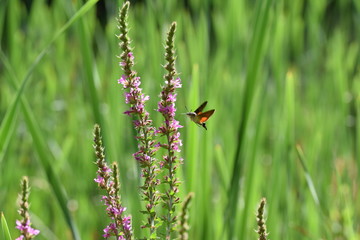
179 193 194 240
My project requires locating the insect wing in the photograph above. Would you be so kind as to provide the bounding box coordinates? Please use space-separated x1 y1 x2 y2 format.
198 109 215 123
194 101 208 114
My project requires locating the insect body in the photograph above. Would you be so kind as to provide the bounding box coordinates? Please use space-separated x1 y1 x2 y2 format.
186 101 215 130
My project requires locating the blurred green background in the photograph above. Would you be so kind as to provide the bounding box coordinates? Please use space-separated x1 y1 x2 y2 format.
1 0 359 239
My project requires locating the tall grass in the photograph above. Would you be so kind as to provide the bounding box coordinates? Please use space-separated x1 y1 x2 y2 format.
1 0 359 239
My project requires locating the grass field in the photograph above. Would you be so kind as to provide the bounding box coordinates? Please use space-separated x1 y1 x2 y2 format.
1 0 359 239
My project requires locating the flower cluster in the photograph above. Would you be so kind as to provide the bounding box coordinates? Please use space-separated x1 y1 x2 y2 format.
117 3 158 172
157 77 183 159
15 220 40 240
118 55 150 120
16 176 40 240
93 124 132 239
157 22 183 161
117 3 152 130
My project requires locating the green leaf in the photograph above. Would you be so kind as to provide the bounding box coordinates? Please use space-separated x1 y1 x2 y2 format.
226 0 274 238
296 145 320 205
0 212 12 240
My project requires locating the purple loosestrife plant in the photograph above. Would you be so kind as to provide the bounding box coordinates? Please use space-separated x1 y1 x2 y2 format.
93 124 133 239
117 1 161 238
157 22 183 239
15 176 40 240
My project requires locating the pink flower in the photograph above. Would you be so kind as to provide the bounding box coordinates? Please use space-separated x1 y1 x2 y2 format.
15 219 40 239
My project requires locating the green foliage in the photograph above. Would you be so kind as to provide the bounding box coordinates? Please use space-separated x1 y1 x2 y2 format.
0 0 359 239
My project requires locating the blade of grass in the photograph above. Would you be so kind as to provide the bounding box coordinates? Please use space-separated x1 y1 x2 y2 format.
0 1 99 239
186 63 201 192
0 0 7 39
74 8 103 125
185 64 202 239
0 47 46 161
226 0 274 238
295 144 320 205
266 70 296 239
295 144 333 238
237 86 267 239
0 212 12 240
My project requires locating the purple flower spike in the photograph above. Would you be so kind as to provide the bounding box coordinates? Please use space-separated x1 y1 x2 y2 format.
16 177 40 240
117 1 161 237
93 124 133 239
157 22 183 238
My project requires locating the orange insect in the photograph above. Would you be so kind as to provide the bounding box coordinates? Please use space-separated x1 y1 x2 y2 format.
186 101 215 130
